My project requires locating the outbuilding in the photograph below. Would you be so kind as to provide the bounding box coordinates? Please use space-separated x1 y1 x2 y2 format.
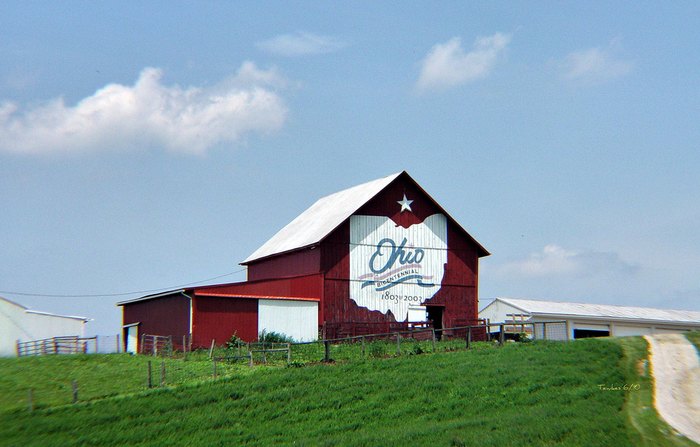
118 171 489 350
0 296 88 356
479 297 700 340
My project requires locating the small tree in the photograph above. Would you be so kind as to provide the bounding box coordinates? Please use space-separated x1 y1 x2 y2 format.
225 333 243 351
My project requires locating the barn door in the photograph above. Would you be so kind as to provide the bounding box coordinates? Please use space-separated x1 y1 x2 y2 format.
426 306 444 340
125 325 139 354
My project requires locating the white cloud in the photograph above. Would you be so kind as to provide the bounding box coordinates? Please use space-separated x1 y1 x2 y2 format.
498 244 638 278
0 62 288 155
257 32 346 57
416 33 511 92
561 39 633 83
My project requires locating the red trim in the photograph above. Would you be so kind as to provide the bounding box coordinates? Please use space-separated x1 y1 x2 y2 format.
195 293 320 302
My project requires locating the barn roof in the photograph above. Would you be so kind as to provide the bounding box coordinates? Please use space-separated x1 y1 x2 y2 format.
490 297 700 325
0 295 88 321
242 171 489 264
242 172 401 264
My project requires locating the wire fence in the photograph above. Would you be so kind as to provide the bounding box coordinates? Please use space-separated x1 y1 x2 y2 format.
212 321 569 366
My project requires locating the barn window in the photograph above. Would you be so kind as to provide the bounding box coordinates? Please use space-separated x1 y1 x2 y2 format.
573 328 610 339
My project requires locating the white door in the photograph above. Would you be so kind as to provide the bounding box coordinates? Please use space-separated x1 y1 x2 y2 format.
258 300 318 342
125 325 139 354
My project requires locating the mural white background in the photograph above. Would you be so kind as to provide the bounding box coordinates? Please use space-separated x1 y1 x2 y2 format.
349 214 448 321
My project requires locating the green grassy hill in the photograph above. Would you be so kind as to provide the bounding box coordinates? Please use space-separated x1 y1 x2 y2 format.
0 336 698 446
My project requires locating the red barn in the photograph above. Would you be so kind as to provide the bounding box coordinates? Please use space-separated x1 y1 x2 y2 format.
118 171 489 351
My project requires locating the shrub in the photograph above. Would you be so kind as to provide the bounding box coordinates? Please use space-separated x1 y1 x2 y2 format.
515 332 532 343
258 330 295 344
369 342 387 358
225 333 244 351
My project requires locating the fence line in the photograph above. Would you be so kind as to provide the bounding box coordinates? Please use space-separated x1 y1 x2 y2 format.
17 336 95 357
16 334 124 357
209 321 567 366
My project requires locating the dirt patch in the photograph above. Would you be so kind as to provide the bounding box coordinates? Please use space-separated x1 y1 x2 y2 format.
645 333 700 444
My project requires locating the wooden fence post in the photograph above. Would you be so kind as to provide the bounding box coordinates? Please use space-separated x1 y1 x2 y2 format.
287 343 291 365
208 339 215 359
431 329 437 352
395 333 401 356
160 361 166 386
72 380 78 404
324 340 331 362
361 336 366 358
466 326 472 349
499 324 505 346
147 361 153 388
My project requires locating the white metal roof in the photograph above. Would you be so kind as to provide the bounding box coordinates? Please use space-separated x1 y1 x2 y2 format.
242 172 402 264
0 296 89 321
493 297 700 325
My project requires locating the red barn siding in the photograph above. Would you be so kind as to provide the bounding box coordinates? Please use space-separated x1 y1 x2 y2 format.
122 293 190 344
195 274 323 300
192 296 258 346
247 248 321 281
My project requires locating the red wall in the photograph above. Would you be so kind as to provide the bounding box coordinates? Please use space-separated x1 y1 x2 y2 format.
195 274 323 300
122 293 190 347
192 296 258 346
247 248 321 281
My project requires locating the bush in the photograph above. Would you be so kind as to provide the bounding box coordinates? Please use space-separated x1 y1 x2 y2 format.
258 330 295 344
369 342 387 358
225 333 244 351
515 332 532 343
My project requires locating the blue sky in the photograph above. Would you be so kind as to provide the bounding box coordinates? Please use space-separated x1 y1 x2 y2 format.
1 2 698 335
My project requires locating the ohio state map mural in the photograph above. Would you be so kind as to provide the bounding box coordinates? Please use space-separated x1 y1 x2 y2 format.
349 214 447 321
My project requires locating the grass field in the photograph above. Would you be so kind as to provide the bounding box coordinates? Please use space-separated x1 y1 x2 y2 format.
0 352 241 412
1 335 698 446
686 331 700 352
0 339 630 447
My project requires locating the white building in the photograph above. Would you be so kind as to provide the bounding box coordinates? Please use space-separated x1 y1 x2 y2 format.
0 296 88 356
480 297 700 340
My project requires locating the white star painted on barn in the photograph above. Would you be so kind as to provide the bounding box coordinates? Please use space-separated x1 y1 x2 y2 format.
397 194 414 212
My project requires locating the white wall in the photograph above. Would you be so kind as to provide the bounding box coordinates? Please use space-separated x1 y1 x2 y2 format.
612 325 652 337
0 298 86 356
258 299 318 342
480 300 512 325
